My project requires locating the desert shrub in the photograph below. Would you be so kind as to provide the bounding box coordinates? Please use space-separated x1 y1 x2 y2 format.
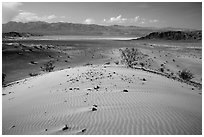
120 48 142 68
178 69 194 81
139 62 145 67
41 61 55 72
29 73 39 76
159 68 164 72
2 73 6 85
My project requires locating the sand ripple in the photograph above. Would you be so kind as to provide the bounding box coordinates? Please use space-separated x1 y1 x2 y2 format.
2 65 202 135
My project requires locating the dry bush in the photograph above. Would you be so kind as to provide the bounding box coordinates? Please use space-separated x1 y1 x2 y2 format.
120 48 143 68
159 68 164 72
178 69 194 81
29 73 39 76
41 61 55 72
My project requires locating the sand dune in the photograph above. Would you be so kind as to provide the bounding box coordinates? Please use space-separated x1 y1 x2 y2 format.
2 65 201 135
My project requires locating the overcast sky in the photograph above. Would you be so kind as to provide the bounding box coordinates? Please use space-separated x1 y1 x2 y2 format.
2 2 202 29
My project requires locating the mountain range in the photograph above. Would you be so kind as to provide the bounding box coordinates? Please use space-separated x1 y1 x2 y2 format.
2 21 200 37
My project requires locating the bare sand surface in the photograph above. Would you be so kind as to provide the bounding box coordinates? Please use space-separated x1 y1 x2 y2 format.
2 64 201 135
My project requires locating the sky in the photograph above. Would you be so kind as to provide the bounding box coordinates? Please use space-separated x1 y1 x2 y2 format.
2 2 202 29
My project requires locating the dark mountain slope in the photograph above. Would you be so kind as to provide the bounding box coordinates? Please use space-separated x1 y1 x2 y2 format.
137 31 202 41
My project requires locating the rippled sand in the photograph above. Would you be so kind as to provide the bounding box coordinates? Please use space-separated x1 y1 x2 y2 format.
2 65 202 135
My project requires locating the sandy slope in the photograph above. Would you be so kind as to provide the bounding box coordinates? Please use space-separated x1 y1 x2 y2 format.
2 65 202 135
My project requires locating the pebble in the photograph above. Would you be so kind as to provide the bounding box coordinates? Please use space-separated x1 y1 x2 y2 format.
123 89 128 92
81 128 86 132
92 107 97 111
62 125 69 131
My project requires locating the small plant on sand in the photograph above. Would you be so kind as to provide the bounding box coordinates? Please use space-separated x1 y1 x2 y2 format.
178 69 194 81
29 73 39 77
2 73 6 86
41 61 55 72
139 62 145 67
159 68 164 72
120 48 142 68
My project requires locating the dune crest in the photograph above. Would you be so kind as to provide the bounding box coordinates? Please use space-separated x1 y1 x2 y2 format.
2 65 202 135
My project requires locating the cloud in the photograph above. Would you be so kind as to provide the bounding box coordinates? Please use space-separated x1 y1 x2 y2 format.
104 15 128 23
149 19 159 23
2 2 22 23
138 18 146 24
103 15 159 25
133 16 140 22
103 15 143 24
3 2 59 23
12 11 57 22
128 16 141 23
84 18 95 24
141 21 145 24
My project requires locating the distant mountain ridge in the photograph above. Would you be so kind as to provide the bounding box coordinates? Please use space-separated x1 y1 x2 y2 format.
2 31 42 39
137 31 202 41
2 21 199 37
